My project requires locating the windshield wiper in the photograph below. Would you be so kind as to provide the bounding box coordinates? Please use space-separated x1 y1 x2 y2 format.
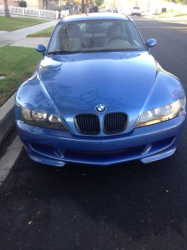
79 49 141 53
48 50 81 55
47 48 142 55
96 49 141 52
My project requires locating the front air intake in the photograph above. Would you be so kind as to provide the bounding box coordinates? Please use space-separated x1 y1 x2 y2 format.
104 113 128 134
75 114 100 135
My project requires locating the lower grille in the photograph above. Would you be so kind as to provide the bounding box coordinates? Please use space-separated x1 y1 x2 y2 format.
104 113 127 134
75 114 100 135
62 145 145 160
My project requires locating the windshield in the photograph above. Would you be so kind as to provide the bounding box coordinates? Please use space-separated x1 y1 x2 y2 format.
48 19 145 54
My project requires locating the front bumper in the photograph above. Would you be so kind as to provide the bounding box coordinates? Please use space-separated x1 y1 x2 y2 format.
16 114 186 167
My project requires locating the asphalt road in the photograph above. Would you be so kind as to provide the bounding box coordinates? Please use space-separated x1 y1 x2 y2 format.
1 17 187 250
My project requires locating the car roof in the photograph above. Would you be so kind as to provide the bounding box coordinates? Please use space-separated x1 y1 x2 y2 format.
60 13 129 23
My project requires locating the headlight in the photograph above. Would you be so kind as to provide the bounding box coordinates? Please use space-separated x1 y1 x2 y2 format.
21 107 67 131
136 96 186 128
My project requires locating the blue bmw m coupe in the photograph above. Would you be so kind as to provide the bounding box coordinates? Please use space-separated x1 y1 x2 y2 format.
15 13 186 167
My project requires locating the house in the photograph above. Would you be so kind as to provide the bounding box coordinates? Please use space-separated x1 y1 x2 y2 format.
0 0 66 9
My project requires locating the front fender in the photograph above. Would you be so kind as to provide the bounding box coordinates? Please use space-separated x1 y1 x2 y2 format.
16 73 56 115
141 69 185 113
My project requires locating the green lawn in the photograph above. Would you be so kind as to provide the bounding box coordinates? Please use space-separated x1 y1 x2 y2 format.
0 46 41 106
157 13 187 19
157 13 171 18
0 16 47 31
27 26 54 37
173 14 187 17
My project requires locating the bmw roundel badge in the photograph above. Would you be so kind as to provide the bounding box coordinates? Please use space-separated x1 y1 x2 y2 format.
96 104 106 113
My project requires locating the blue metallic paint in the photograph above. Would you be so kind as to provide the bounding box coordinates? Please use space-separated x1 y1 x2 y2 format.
15 14 186 167
16 52 185 135
146 38 157 50
36 44 46 59
15 114 185 166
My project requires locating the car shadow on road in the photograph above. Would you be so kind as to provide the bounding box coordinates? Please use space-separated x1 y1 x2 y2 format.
0 145 187 250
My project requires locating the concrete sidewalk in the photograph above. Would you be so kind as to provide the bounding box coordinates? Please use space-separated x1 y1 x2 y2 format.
0 19 58 47
10 37 50 48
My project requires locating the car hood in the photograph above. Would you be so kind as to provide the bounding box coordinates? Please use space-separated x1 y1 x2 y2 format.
38 51 157 131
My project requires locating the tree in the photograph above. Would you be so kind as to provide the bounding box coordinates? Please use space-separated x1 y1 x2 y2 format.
19 1 27 7
81 0 85 13
4 0 10 17
95 0 104 7
45 0 50 9
165 0 187 3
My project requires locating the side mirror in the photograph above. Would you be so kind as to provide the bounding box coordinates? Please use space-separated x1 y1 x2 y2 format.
146 39 157 51
36 44 46 58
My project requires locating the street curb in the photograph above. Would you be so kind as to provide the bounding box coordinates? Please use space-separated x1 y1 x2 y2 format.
0 93 16 144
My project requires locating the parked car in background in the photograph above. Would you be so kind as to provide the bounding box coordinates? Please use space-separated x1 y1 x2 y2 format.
131 7 141 16
15 13 186 167
98 9 108 12
61 5 71 15
112 9 118 13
